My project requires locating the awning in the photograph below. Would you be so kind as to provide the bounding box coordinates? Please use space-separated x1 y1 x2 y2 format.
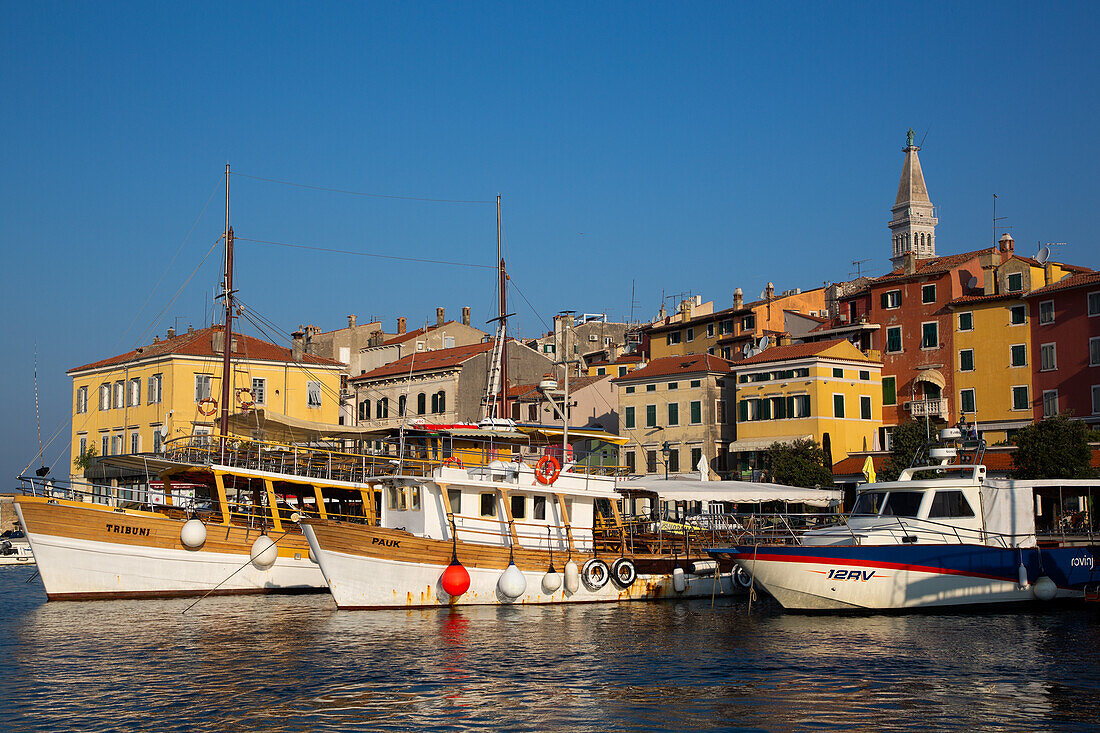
617 477 842 507
520 426 629 446
227 409 391 443
914 369 945 389
727 435 813 453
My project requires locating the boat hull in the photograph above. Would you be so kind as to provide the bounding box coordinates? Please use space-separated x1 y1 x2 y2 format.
304 521 734 609
711 544 1099 610
15 497 326 600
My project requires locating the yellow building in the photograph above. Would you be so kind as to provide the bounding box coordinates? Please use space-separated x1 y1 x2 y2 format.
731 339 882 478
946 237 1085 443
68 325 343 485
587 353 646 377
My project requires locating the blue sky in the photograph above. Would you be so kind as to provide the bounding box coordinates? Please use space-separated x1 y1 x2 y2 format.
2 2 1097 481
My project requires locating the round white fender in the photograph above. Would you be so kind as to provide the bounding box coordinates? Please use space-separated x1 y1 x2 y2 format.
563 560 580 594
690 560 718 576
542 567 563 594
180 519 207 549
250 535 278 568
497 562 527 598
1032 576 1057 601
1017 563 1029 589
672 567 687 593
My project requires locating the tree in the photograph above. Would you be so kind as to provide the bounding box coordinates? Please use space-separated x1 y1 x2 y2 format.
762 438 833 488
879 419 935 482
73 444 98 472
1012 416 1096 479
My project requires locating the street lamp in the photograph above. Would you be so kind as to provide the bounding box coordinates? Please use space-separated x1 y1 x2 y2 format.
661 440 671 481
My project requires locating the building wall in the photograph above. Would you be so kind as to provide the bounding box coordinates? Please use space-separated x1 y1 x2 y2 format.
1030 283 1100 424
456 344 556 421
352 370 463 429
358 321 487 375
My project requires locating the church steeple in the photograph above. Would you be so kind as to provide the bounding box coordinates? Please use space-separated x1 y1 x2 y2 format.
889 128 938 269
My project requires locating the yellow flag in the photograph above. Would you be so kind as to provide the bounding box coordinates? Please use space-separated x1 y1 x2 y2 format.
861 455 877 484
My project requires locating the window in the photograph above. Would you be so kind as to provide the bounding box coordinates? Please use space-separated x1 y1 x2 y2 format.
114 380 125 409
958 312 973 331
741 314 756 330
689 400 702 424
1042 390 1058 417
667 403 679 426
510 495 526 520
447 489 462 516
646 450 657 473
645 404 657 428
194 374 212 402
667 449 679 473
886 327 902 353
921 322 939 349
882 376 896 406
143 374 161 404
1090 337 1100 367
921 284 936 303
960 388 976 414
417 393 426 415
75 386 88 414
1012 385 1029 411
625 450 636 473
928 491 975 518
543 344 555 354
1040 343 1056 371
720 319 733 335
78 436 86 456
479 493 497 518
1089 292 1100 317
860 395 872 420
716 400 726 423
1039 300 1055 324
111 434 122 456
1093 385 1100 415
1007 273 1023 292
646 384 656 392
859 370 870 381
152 428 163 453
358 400 370 421
882 491 924 517
1010 344 1027 367
596 367 605 376
625 386 635 394
667 331 681 345
959 349 974 372
431 392 440 414
690 379 700 388
533 495 546 520
833 394 845 418
790 394 811 418
250 378 265 405
618 366 628 376
707 323 715 338
691 448 702 472
832 367 843 378
130 432 140 454
377 397 389 419
881 290 902 309
686 327 694 342
1010 304 1026 325
129 378 141 407
101 435 109 457
624 406 635 429
307 381 322 407
99 383 111 410
668 381 678 390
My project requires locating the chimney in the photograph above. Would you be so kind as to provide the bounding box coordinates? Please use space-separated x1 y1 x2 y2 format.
291 328 305 361
1044 261 1054 286
187 325 194 335
368 330 384 347
436 307 445 327
765 282 775 300
778 334 792 347
212 328 224 354
166 327 175 339
348 314 357 328
657 304 667 320
680 299 695 322
998 233 1014 254
397 317 407 334
461 306 471 326
903 251 917 275
733 288 743 310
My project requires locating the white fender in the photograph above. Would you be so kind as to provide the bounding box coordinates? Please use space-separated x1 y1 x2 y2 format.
672 567 687 593
498 562 527 598
542 568 563 594
563 560 580 594
250 535 278 568
180 519 206 549
1032 576 1057 601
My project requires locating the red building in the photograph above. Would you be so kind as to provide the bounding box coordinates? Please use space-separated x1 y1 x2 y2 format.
1027 271 1100 424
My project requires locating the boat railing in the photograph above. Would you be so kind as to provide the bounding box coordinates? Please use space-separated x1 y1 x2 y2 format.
445 511 592 551
17 474 203 515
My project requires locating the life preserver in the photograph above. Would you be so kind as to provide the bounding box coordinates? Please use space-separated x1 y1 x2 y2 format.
236 388 255 408
197 397 218 416
443 456 463 468
610 558 637 589
581 558 610 591
733 565 753 589
534 454 561 485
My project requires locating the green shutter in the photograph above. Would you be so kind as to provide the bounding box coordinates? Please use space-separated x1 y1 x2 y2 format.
761 399 772 420
739 400 748 422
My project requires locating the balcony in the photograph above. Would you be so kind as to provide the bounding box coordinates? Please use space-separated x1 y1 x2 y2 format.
906 398 948 418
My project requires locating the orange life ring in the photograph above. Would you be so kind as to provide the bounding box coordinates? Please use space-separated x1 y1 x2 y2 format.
443 456 463 468
197 397 218 416
236 388 255 408
534 454 561 485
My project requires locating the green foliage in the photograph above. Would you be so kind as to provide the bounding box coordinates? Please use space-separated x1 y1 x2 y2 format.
763 438 833 488
1012 416 1096 479
880 419 935 482
73 444 98 471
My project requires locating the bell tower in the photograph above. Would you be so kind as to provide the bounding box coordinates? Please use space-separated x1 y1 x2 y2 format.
889 128 938 269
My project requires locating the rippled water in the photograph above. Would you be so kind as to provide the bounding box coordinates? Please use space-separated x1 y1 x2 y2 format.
2 566 1100 731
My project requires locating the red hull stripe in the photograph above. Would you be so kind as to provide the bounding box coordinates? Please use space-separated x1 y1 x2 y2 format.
741 552 1013 583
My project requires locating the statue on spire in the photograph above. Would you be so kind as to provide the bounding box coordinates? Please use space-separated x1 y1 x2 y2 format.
906 128 915 148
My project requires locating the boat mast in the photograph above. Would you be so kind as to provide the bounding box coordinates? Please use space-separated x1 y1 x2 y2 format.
497 194 508 420
219 163 235 460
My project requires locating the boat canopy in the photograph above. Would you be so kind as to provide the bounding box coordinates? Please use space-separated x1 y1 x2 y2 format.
516 425 629 446
228 409 390 442
618 478 843 507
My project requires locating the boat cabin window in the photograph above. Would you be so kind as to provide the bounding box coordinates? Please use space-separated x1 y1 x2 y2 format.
480 492 497 518
387 486 420 512
881 491 924 518
533 495 546 520
447 489 462 515
851 492 887 515
928 490 974 518
511 494 526 519
409 486 421 511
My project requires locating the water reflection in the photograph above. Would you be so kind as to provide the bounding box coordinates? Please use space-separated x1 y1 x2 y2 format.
2 565 1099 731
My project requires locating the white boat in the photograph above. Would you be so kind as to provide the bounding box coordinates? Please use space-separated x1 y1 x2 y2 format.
0 530 35 566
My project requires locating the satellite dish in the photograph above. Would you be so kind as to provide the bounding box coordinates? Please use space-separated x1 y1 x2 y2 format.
966 276 978 290
1035 246 1050 264
759 290 767 300
743 344 756 358
758 336 771 350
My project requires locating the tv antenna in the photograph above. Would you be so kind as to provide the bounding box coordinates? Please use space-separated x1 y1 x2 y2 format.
992 194 1008 248
1036 242 1066 265
851 258 871 278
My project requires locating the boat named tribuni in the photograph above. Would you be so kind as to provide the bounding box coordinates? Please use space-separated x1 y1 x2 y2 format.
708 428 1100 610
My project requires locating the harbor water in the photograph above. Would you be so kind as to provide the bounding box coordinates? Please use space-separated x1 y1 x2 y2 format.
2 566 1099 732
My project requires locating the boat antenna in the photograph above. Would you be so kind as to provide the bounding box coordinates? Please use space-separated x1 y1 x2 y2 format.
33 343 48 477
218 163 235 462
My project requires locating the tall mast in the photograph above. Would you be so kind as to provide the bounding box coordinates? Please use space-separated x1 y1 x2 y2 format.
497 194 508 420
219 163 234 459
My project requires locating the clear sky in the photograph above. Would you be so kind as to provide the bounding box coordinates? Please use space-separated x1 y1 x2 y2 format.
2 2 1097 482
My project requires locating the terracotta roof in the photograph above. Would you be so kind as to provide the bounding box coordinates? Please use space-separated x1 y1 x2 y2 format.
68 326 343 373
378 321 466 347
875 248 990 283
350 340 496 381
1025 271 1100 297
734 339 876 366
645 305 748 333
612 353 734 382
947 292 1023 306
786 309 828 323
